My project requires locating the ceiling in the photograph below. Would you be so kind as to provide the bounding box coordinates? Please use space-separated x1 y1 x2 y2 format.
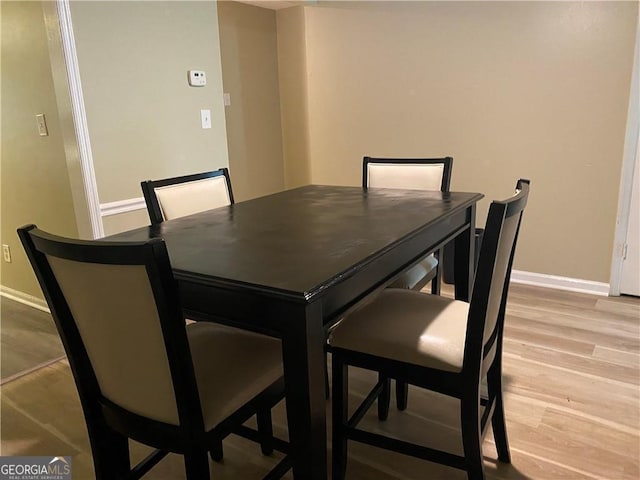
234 1 311 10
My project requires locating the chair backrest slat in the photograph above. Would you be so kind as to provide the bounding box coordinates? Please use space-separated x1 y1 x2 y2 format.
141 168 234 225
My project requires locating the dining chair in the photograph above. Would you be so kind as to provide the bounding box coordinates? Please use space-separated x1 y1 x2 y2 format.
329 179 530 480
18 225 290 480
360 156 453 409
363 156 453 295
141 168 234 225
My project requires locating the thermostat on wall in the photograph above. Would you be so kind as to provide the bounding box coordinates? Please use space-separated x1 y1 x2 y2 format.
188 70 206 87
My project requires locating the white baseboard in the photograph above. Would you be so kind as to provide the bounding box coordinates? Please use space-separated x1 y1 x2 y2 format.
511 270 610 296
0 286 50 313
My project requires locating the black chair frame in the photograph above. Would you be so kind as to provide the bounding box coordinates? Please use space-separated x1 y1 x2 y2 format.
18 225 289 480
141 168 234 225
330 179 530 480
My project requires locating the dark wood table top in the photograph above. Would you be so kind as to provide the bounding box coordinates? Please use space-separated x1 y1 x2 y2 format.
108 185 483 302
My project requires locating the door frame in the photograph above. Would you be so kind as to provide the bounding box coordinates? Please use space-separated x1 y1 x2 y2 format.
45 0 104 239
610 12 639 296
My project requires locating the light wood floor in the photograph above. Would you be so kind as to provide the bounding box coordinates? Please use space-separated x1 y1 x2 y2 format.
0 296 64 381
0 284 638 479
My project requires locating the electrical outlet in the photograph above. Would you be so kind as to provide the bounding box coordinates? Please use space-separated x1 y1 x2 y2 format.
2 244 11 263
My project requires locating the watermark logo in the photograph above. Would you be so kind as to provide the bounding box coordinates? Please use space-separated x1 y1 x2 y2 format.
0 456 71 480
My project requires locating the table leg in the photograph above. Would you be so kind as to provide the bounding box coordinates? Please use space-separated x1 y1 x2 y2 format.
280 301 327 479
454 204 477 302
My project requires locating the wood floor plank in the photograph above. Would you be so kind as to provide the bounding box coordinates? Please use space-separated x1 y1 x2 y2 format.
596 296 640 317
506 411 638 480
503 354 639 429
506 314 640 352
508 284 599 310
504 324 596 356
0 396 95 480
0 296 65 380
592 345 640 368
504 339 640 385
506 304 640 339
0 399 78 456
509 283 600 308
1 360 89 451
498 446 612 480
540 407 639 464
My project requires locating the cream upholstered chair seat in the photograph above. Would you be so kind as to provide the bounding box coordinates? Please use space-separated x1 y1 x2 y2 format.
330 290 468 373
188 322 283 429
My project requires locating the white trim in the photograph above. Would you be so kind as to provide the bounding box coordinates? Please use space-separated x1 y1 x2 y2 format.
511 270 609 297
610 11 640 296
56 0 104 239
100 197 147 217
0 286 50 313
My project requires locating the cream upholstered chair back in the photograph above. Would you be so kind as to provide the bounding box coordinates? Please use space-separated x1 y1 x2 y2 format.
17 227 198 427
141 169 234 225
155 176 230 221
47 257 181 424
363 157 453 192
466 179 530 375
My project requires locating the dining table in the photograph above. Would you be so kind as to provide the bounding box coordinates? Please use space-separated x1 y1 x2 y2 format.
106 184 483 479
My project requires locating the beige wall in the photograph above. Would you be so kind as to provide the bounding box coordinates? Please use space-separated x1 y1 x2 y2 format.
69 0 229 205
1 1 79 298
276 6 312 188
279 1 638 283
218 1 285 201
102 209 151 237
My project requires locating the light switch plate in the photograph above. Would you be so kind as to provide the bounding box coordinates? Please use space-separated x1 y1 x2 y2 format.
2 245 11 263
36 114 48 136
201 109 212 129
